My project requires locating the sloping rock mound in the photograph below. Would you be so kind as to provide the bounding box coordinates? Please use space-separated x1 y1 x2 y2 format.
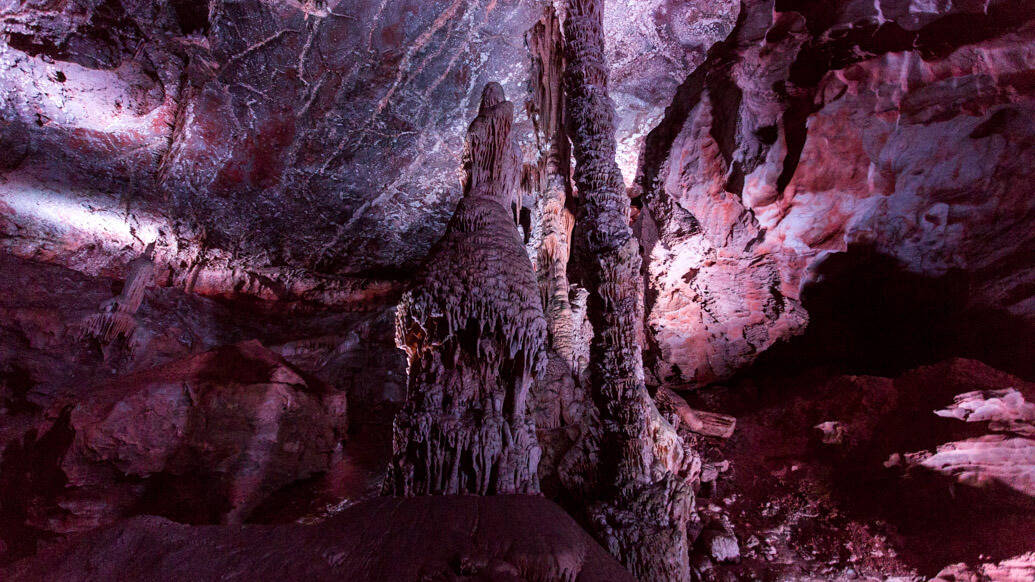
3 495 635 582
3 340 347 546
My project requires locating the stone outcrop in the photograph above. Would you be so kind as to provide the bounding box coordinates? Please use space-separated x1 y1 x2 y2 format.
562 1 697 579
895 388 1035 497
386 82 547 496
933 553 1035 582
2 341 347 541
3 495 636 582
637 0 1035 387
685 358 1035 579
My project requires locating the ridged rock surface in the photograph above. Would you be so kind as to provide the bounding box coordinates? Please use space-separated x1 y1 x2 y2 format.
561 1 698 579
3 340 347 540
637 0 1035 386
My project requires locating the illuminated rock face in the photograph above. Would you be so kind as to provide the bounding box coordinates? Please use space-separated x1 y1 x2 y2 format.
0 0 1034 579
637 0 1035 386
387 83 547 496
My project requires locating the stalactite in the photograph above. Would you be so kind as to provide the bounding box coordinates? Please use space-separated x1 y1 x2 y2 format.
77 242 156 343
561 0 698 579
386 83 548 496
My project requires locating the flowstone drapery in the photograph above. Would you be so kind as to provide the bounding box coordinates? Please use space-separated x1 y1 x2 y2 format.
386 83 548 496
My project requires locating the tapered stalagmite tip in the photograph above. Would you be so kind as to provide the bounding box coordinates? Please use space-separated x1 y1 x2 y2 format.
480 82 506 111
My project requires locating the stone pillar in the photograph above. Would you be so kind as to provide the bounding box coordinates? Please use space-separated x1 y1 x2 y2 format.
387 83 548 496
562 0 697 579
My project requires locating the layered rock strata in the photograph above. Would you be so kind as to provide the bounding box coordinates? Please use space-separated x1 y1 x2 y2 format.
386 83 547 496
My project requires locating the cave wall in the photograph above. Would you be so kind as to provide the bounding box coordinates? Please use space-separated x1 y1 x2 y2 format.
637 0 1035 386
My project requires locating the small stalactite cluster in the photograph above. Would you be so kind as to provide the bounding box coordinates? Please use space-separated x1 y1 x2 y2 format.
387 83 548 496
561 0 698 579
77 242 156 343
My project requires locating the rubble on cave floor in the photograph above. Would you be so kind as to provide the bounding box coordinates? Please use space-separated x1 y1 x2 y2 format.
677 358 1035 581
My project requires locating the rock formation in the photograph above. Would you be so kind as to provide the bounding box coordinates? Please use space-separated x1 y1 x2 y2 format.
2 341 347 541
386 82 547 496
77 242 156 343
562 1 697 579
3 496 636 582
636 0 1035 387
0 0 1033 579
522 9 597 502
895 388 1035 497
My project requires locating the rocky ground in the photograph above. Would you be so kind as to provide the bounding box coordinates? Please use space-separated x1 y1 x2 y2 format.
682 359 1035 581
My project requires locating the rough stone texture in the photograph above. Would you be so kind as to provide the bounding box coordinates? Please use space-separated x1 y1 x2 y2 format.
76 242 155 343
934 553 1035 582
898 388 1035 497
603 0 739 181
683 358 1035 579
637 0 1035 387
561 1 698 579
0 0 541 278
387 83 547 496
0 0 723 304
0 254 408 564
2 495 637 582
4 340 346 540
1 0 1034 578
0 252 400 409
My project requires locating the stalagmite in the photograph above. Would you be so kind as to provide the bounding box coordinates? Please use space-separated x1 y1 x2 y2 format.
528 8 579 370
561 0 698 579
386 83 548 496
524 9 597 498
78 242 156 343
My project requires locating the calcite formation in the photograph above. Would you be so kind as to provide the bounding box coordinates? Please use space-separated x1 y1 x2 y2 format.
0 0 1033 579
637 0 1035 386
387 82 548 496
77 242 156 343
897 388 1035 497
562 1 697 579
